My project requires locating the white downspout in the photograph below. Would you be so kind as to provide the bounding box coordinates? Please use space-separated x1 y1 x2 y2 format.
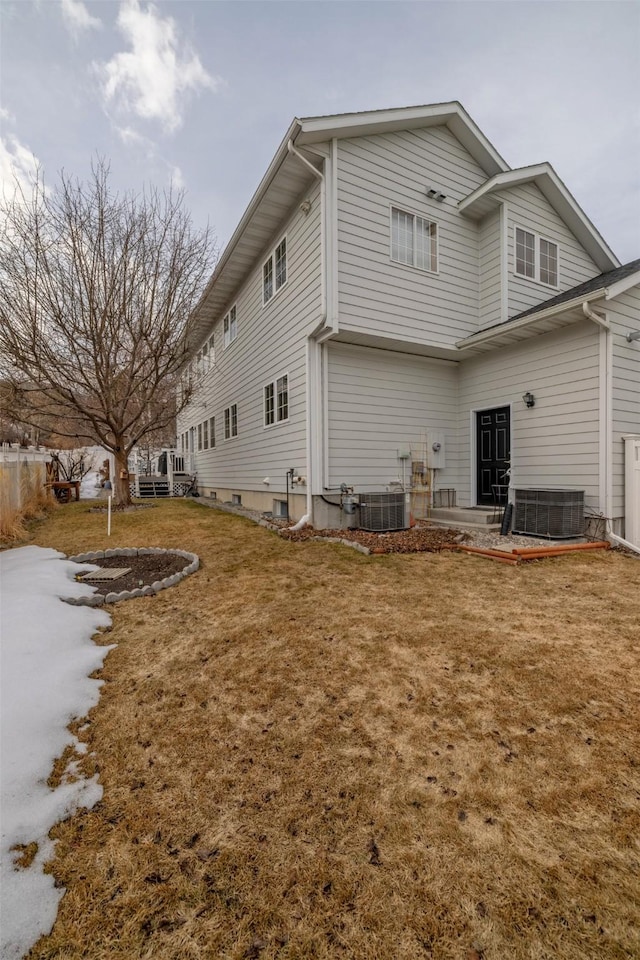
582 302 613 532
287 139 331 526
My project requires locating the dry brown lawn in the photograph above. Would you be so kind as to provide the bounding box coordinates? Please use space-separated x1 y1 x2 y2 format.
20 500 640 960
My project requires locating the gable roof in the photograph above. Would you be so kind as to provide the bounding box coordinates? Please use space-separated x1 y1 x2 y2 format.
458 164 619 273
189 102 509 346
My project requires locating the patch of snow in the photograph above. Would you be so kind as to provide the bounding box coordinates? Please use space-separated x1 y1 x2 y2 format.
0 546 113 959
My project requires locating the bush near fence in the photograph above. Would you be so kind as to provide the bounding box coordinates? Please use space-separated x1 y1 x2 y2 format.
0 447 54 541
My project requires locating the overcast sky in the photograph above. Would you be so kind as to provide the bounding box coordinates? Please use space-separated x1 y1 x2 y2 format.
1 0 639 264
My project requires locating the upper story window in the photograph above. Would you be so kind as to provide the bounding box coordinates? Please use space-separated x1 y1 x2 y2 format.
224 403 238 440
263 237 287 305
264 374 289 427
223 306 237 347
515 227 559 287
391 207 438 273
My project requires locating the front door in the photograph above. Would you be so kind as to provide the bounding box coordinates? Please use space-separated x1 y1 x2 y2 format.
476 406 510 506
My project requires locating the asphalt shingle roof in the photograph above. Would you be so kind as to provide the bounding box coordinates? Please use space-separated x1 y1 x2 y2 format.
509 258 640 323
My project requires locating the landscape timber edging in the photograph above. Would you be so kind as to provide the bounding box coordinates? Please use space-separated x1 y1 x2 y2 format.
64 548 200 606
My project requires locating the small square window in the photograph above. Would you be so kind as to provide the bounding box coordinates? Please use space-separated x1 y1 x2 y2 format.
263 237 287 304
223 305 237 347
264 374 288 426
232 493 242 506
515 227 559 287
391 207 437 273
224 403 238 439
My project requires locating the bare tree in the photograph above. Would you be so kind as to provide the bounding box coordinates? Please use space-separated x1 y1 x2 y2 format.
0 161 214 503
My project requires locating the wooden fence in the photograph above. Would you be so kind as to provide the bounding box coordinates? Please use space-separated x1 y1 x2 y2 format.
0 444 52 538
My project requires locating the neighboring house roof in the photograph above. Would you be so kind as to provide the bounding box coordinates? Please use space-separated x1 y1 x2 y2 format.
459 164 620 273
456 258 640 354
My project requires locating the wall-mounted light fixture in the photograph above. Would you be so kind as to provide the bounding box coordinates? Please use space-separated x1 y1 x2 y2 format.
626 330 640 343
522 391 535 408
299 199 312 215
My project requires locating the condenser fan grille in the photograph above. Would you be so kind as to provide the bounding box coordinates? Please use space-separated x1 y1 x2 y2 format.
513 489 585 539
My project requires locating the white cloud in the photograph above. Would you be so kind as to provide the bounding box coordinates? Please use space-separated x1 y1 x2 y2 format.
0 133 40 203
60 0 102 38
97 0 220 134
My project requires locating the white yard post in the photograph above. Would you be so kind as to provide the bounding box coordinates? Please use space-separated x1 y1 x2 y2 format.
107 495 112 537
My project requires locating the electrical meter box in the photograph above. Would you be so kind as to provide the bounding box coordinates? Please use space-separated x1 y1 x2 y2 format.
426 432 446 470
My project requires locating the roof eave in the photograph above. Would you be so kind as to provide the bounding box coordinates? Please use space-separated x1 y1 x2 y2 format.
455 289 606 353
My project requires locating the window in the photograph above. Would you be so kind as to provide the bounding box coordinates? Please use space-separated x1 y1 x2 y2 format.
197 423 203 451
515 227 558 286
224 403 238 439
223 306 237 347
264 374 289 426
391 207 437 272
203 418 209 450
209 416 215 448
263 237 287 304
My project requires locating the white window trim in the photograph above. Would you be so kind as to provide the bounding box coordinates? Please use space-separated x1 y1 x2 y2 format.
262 235 288 307
223 305 238 349
223 403 238 441
514 225 560 289
389 204 439 274
263 372 290 428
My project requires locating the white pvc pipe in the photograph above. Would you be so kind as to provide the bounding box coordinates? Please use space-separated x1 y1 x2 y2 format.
608 531 640 556
289 513 310 531
107 495 112 537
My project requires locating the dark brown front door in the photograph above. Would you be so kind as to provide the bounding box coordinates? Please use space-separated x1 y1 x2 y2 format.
476 407 510 506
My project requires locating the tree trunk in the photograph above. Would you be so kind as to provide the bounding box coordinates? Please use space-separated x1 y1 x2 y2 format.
113 447 132 506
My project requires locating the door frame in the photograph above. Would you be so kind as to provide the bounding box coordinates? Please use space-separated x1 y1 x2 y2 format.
469 402 513 506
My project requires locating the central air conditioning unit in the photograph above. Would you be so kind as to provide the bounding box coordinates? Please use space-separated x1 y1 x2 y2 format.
512 489 585 539
358 492 408 532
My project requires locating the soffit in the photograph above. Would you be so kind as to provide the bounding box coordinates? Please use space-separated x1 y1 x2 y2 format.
455 304 593 356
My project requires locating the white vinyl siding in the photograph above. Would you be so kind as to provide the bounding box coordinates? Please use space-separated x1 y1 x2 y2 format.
326 342 459 491
458 322 601 511
176 177 322 495
609 287 640 521
515 226 558 287
337 125 488 345
478 209 502 328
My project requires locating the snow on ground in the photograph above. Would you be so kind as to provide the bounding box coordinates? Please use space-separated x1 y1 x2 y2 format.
0 546 113 959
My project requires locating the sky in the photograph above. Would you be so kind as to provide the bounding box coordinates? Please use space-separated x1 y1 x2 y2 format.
0 545 112 960
1 0 639 265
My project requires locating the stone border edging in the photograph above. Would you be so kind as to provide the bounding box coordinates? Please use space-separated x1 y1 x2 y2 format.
256 518 371 555
64 548 200 606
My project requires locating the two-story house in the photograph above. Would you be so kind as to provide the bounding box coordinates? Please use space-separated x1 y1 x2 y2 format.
177 102 640 542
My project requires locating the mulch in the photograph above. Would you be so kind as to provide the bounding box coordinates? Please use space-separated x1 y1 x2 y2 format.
74 553 188 595
278 523 469 553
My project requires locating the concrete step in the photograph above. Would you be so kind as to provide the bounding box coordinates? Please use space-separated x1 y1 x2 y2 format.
426 518 502 533
428 507 503 526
